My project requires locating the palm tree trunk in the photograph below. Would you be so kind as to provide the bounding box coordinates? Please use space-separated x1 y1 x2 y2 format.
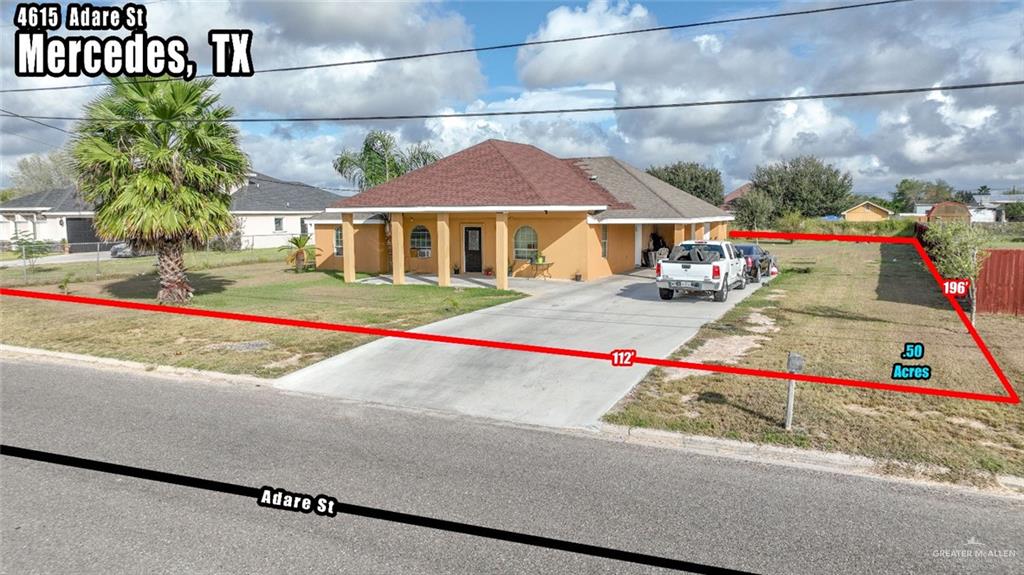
156 240 193 303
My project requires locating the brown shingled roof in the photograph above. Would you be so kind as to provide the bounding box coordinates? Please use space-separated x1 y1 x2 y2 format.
723 182 754 206
333 139 625 210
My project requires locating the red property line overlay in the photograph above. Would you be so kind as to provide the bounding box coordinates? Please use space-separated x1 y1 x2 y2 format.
0 231 1016 404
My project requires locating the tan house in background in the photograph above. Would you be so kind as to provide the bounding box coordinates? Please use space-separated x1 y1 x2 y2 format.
841 200 894 222
311 139 733 289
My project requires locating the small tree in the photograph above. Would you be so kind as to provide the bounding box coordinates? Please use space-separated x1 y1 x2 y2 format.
11 231 51 267
280 235 321 273
923 222 989 324
1003 202 1024 222
646 162 725 206
734 190 775 231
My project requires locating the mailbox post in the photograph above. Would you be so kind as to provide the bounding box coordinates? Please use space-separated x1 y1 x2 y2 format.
785 352 804 431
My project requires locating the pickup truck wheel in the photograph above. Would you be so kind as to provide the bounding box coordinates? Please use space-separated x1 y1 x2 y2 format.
736 273 747 290
659 288 674 300
713 277 729 302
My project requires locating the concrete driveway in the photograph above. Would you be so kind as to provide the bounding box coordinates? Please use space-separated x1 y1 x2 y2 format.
275 271 762 428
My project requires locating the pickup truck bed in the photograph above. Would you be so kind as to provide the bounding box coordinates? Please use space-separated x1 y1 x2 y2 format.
655 241 747 302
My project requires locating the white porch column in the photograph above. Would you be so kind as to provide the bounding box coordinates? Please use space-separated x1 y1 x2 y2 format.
634 224 642 267
689 223 696 241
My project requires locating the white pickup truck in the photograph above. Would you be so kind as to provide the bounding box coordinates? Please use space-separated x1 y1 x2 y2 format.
655 240 747 302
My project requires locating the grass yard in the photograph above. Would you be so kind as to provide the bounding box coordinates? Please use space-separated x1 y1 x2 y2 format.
0 248 285 288
605 240 1024 484
0 261 523 377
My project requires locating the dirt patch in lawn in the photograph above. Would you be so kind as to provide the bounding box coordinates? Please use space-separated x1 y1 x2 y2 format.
606 241 1024 485
664 335 768 379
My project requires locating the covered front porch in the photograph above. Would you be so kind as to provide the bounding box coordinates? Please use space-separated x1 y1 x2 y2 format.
316 210 732 288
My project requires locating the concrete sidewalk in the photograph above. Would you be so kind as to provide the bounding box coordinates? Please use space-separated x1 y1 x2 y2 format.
276 271 761 428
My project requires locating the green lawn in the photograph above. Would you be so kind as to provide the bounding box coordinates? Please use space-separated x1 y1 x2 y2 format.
605 241 1024 485
0 248 284 287
0 261 523 377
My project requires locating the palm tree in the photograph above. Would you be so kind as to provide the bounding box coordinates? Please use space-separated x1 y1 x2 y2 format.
72 77 249 303
333 131 440 272
333 130 439 191
280 234 321 273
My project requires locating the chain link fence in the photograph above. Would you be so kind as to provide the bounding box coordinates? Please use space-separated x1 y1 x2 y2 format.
0 234 316 287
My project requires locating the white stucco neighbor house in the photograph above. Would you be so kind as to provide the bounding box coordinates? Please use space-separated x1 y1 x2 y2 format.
0 172 341 251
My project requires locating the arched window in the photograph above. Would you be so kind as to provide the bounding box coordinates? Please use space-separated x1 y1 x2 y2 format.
514 226 538 260
410 225 432 258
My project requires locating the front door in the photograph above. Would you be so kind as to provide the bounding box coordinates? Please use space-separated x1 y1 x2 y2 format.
464 226 482 273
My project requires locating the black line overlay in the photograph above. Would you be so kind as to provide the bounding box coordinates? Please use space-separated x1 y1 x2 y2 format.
1 444 757 575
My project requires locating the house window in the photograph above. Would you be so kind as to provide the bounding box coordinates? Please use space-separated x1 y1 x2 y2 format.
274 217 284 232
300 218 308 236
410 225 431 258
334 226 343 256
514 226 538 260
601 225 608 258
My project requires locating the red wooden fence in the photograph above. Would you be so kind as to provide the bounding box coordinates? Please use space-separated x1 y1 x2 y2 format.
977 250 1024 315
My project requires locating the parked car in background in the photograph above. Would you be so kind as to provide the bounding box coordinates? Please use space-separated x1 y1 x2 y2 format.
110 243 154 258
655 240 746 302
735 244 775 283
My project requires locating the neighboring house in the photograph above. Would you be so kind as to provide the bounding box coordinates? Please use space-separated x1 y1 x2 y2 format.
968 206 1001 223
0 172 339 250
312 139 733 288
926 201 972 223
0 187 107 252
909 202 935 216
230 173 342 248
841 201 893 222
970 193 1023 223
722 182 753 212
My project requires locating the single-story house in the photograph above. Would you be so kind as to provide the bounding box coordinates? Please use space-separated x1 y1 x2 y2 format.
842 200 893 222
228 173 342 248
970 193 1023 223
0 172 340 250
0 186 101 252
926 201 972 224
311 139 733 288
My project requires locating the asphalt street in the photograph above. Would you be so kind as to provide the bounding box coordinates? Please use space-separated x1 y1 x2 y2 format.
1 359 1021 574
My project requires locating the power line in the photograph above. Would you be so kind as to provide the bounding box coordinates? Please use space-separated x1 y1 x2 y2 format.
0 107 72 134
0 0 913 94
0 129 65 148
5 81 1020 126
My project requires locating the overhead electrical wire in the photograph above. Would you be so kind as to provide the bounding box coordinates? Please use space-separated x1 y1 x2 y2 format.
3 81 1020 126
0 0 913 94
0 107 72 134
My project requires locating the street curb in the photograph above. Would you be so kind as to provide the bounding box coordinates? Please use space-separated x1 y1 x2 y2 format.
0 344 268 387
592 423 1024 499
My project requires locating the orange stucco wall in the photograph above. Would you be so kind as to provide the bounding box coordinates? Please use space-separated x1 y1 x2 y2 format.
315 213 727 282
585 223 635 279
314 223 386 274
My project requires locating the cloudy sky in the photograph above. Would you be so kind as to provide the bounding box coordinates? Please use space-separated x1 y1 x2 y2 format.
1 0 1021 196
